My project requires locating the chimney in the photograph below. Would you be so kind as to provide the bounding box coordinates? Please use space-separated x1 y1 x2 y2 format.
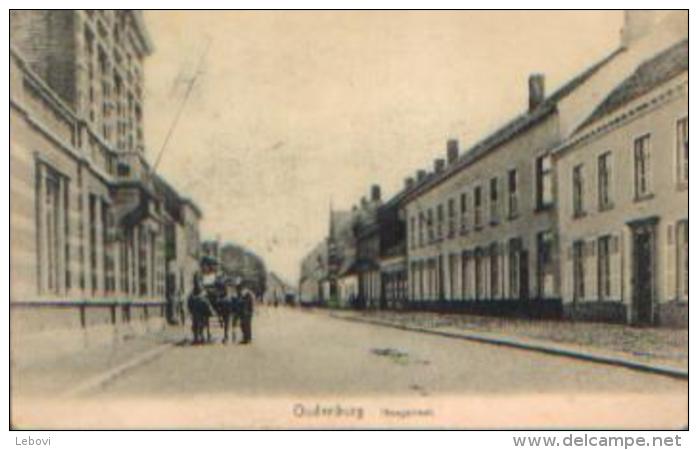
434 158 445 173
416 170 427 182
360 196 367 208
528 73 545 111
404 177 415 190
370 184 381 202
620 10 688 49
447 139 459 165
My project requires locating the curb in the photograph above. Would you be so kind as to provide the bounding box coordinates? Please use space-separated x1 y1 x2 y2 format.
330 313 688 380
62 342 176 397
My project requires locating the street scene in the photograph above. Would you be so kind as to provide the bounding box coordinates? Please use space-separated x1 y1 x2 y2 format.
11 306 688 429
9 10 688 430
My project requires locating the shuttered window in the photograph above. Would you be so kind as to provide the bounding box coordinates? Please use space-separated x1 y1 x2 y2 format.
598 236 612 300
677 118 688 185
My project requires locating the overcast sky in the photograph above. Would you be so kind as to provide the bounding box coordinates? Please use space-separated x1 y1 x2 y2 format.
142 11 623 283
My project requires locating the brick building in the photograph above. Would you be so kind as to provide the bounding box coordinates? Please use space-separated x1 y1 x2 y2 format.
10 11 201 316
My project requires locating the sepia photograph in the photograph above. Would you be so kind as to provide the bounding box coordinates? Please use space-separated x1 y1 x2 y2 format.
7 7 689 431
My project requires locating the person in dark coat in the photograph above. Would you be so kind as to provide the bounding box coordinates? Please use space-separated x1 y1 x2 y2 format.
239 288 254 344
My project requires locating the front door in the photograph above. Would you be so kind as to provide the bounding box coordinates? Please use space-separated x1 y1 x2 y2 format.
631 221 657 325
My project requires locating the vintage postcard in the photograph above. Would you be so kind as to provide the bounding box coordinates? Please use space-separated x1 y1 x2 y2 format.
9 9 688 431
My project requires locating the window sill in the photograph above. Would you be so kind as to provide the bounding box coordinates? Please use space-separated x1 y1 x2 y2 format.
507 213 519 221
599 203 614 212
489 220 500 227
534 204 554 214
572 211 587 220
634 193 655 203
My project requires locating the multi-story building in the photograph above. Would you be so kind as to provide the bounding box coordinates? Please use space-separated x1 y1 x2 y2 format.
378 181 411 310
401 11 687 317
554 39 687 326
354 186 383 309
10 11 201 320
155 175 201 323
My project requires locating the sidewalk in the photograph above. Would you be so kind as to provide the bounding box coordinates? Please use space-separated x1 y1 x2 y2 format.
11 325 187 398
328 310 688 374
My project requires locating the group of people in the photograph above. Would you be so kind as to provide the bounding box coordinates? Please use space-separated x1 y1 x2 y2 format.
187 272 254 345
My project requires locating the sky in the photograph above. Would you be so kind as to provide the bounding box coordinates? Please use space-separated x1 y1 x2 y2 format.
141 11 623 283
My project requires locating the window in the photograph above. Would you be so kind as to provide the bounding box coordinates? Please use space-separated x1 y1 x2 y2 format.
490 243 499 298
427 209 435 242
598 152 613 210
103 202 115 294
63 179 70 290
460 192 468 234
573 241 585 300
418 212 425 247
537 230 556 297
449 253 458 300
447 198 456 238
436 204 444 240
437 255 445 300
634 134 652 198
89 194 98 294
572 164 585 217
677 220 688 301
120 237 129 293
461 251 469 300
139 225 148 296
474 186 483 229
597 236 612 300
677 118 688 185
410 216 416 249
508 239 521 298
474 249 483 300
40 168 61 294
536 154 554 209
508 169 518 218
490 177 500 224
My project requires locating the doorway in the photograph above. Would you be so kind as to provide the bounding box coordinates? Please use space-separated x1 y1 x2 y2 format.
630 218 658 325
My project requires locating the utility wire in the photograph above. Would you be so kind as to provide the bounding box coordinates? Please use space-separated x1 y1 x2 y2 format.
151 37 211 174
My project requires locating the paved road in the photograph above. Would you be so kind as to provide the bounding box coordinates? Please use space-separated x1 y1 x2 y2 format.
13 306 688 429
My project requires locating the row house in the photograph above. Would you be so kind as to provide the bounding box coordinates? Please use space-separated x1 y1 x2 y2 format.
298 241 329 305
154 175 202 323
399 10 687 322
377 182 412 310
554 39 687 326
10 11 201 316
354 186 383 309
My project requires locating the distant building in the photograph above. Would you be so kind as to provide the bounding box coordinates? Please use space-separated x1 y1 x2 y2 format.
10 11 201 314
265 271 294 304
378 179 414 310
354 186 383 309
154 175 201 323
299 241 328 305
554 39 687 326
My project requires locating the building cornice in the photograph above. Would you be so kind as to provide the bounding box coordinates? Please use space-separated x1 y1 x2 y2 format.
553 74 687 158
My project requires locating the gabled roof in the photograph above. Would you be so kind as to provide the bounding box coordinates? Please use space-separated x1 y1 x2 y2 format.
402 48 622 203
576 40 687 131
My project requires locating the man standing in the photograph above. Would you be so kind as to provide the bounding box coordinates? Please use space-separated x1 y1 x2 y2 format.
239 288 254 344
